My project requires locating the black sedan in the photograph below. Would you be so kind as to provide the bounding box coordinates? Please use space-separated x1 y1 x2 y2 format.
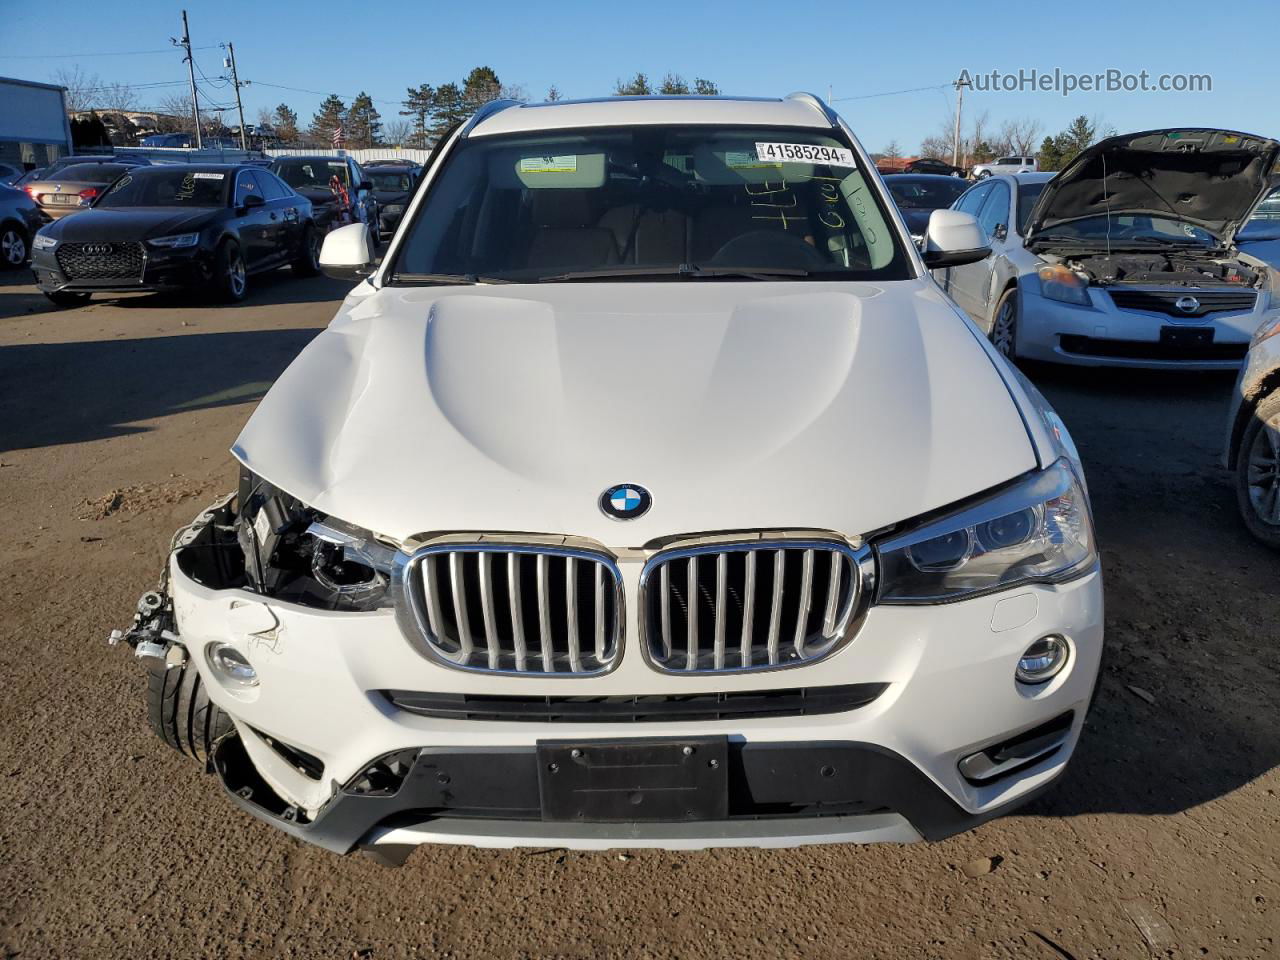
365 164 418 238
30 164 320 306
882 174 969 243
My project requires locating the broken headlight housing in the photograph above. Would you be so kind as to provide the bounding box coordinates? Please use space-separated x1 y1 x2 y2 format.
876 459 1095 603
237 467 397 611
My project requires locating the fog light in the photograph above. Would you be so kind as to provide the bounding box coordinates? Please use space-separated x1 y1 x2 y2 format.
1015 635 1068 684
207 643 258 686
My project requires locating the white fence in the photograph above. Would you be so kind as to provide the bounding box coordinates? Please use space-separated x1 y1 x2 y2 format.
265 147 433 165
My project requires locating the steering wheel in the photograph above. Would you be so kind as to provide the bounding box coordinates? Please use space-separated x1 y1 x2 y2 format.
709 230 829 270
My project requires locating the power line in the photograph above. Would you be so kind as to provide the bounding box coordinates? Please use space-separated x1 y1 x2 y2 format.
833 82 952 102
244 79 403 106
0 45 219 59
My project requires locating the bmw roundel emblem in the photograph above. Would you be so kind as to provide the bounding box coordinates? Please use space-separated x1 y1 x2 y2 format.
600 483 652 520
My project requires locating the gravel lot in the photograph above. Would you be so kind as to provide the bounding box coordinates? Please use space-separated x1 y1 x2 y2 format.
1 268 1276 959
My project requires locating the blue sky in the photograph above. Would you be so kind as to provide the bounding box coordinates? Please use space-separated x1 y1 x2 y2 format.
1 0 1273 152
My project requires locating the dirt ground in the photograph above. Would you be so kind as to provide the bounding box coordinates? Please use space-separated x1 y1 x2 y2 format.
0 266 1276 960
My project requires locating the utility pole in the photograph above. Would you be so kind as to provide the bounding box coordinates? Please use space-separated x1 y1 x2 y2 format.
951 73 969 169
224 42 247 150
173 10 203 149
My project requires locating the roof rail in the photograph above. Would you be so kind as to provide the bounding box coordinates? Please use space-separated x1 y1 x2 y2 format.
785 92 840 128
459 98 522 138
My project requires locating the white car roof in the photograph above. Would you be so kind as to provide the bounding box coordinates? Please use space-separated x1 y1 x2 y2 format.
467 94 837 138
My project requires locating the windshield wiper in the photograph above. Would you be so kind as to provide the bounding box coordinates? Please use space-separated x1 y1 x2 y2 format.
392 272 513 285
538 263 812 282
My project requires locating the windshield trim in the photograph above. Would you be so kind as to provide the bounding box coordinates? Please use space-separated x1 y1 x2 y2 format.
381 121 916 286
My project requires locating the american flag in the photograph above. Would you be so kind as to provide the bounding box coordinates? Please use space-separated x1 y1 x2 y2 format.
331 124 345 147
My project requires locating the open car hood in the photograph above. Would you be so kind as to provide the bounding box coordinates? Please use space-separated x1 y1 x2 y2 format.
1025 128 1280 245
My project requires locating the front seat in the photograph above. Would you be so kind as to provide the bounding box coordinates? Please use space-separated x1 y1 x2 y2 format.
526 190 619 270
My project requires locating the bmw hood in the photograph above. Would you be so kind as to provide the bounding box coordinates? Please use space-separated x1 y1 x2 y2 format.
233 282 1038 544
1025 128 1280 245
45 207 219 241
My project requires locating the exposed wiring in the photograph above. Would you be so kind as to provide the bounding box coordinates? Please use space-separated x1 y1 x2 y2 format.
0 45 219 59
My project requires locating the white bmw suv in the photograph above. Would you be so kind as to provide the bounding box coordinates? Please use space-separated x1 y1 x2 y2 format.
120 94 1103 865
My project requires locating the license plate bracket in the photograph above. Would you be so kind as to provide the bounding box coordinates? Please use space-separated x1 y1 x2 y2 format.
1160 325 1214 350
537 737 728 822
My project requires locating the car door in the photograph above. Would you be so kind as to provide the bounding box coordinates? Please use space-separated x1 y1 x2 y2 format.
258 170 303 257
248 170 290 263
961 179 1013 325
232 170 271 268
937 180 994 317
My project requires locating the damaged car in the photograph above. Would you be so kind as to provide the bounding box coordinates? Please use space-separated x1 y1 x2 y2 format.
116 93 1103 864
939 129 1280 368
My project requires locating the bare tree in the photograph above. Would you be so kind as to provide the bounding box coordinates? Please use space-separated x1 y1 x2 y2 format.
1000 116 1044 155
51 66 98 114
255 106 275 128
546 84 563 102
382 119 413 147
881 140 902 160
499 82 529 103
97 81 138 115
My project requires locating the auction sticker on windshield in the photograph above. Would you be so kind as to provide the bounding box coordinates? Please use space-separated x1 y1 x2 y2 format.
755 142 856 166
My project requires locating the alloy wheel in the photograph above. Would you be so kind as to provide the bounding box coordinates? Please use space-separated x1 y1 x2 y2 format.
1 228 25 266
228 252 246 297
992 298 1015 357
1246 414 1280 526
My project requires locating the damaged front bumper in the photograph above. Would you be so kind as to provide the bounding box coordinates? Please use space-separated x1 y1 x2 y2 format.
121 496 1103 859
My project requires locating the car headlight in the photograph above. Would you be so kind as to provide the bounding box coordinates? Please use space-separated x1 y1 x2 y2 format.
876 459 1095 603
1037 263 1092 306
147 233 199 249
32 233 57 250
236 467 396 611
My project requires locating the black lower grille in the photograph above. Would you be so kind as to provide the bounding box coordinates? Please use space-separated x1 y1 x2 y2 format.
382 683 887 722
1060 334 1247 362
55 241 144 281
1108 288 1256 317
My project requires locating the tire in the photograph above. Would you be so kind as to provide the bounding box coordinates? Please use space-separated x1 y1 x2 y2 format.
1 222 28 268
291 223 320 278
1234 389 1280 549
146 652 232 763
214 239 248 302
990 286 1018 359
44 290 91 308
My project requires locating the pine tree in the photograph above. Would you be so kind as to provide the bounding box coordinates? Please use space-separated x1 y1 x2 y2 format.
614 73 651 96
430 83 468 136
309 94 346 145
546 84 563 102
400 84 436 148
272 104 299 143
345 92 381 148
693 78 720 96
462 66 501 110
659 73 690 95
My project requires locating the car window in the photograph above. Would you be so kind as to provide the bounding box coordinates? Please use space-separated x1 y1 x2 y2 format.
97 168 229 208
369 172 412 192
1016 180 1049 234
954 182 993 216
273 159 352 190
253 170 287 201
977 181 1011 238
234 171 261 205
45 163 128 184
390 124 913 282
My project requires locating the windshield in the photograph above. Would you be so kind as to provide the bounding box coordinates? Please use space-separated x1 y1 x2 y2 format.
274 159 350 190
390 125 911 282
1033 213 1218 247
46 163 128 184
97 169 229 208
886 178 966 210
369 172 412 192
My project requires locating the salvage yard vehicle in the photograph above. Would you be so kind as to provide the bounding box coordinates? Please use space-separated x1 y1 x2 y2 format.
882 173 970 245
971 156 1038 179
365 164 419 238
30 164 320 306
939 129 1280 368
117 94 1102 863
23 162 131 220
1225 311 1280 547
268 154 379 251
0 182 44 268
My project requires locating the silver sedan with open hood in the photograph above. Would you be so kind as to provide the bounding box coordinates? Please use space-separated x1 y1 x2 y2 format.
941 128 1280 369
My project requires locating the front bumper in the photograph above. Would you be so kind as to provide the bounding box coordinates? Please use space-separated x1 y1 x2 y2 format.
31 243 214 294
168 519 1104 855
1017 285 1270 370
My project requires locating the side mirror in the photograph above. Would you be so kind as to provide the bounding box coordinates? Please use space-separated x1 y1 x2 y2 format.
319 222 374 281
921 209 992 268
241 193 265 210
